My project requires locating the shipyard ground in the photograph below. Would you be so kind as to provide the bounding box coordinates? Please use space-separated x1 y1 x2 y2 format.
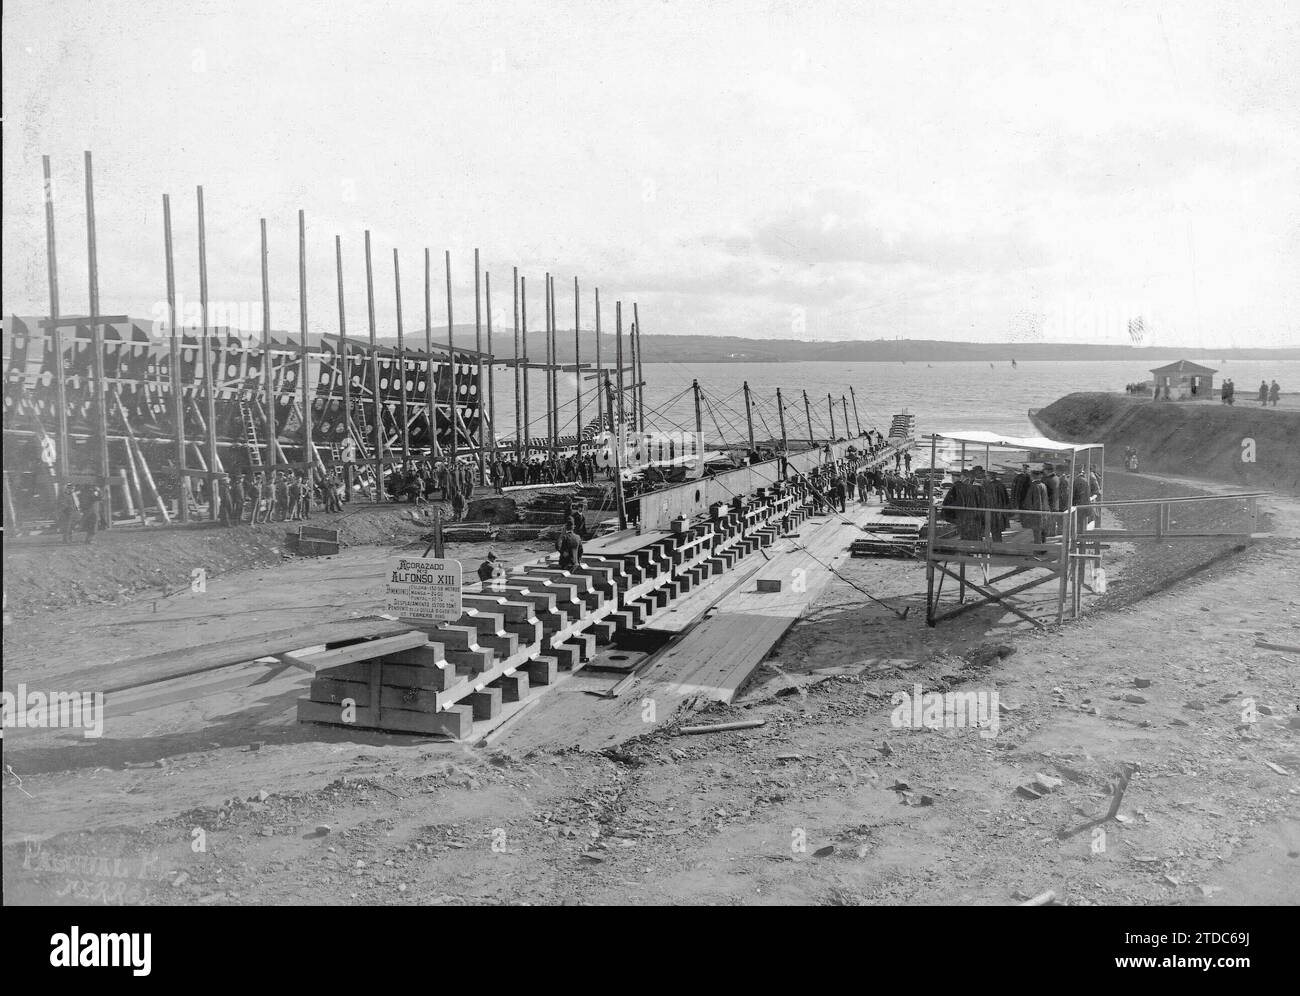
3 473 1297 906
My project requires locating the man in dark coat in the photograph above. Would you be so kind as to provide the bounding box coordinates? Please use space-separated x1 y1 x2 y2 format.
1011 464 1032 517
1023 470 1050 543
477 551 502 586
942 470 987 541
1041 463 1061 536
230 473 245 523
980 469 1011 542
830 477 846 513
556 524 583 570
80 486 105 544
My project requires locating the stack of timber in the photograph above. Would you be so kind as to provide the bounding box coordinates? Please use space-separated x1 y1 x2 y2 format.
296 480 819 739
881 498 932 516
522 490 581 525
289 525 341 557
851 516 928 558
439 522 499 543
888 412 916 441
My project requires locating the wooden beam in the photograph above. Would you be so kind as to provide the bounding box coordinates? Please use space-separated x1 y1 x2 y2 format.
445 249 457 461
365 230 384 501
485 269 496 467
512 267 522 460
594 287 603 430
425 248 440 459
42 154 71 498
336 234 352 490
84 151 112 526
394 247 409 460
474 248 485 483
164 194 189 522
197 186 219 519
520 274 530 457
298 209 312 483
574 275 582 465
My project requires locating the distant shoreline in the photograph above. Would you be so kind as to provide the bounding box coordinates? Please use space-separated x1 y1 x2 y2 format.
643 353 1300 364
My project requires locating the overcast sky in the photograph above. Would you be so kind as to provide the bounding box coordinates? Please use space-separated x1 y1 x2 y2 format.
4 0 1298 347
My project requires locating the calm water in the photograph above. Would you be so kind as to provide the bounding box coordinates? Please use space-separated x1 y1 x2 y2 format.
491 359 1300 444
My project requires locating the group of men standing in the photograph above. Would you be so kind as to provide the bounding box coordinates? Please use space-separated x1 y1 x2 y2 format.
56 485 106 544
225 470 314 525
492 452 602 489
941 461 1101 544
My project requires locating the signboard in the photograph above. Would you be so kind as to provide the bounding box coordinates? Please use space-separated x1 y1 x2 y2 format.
384 556 462 622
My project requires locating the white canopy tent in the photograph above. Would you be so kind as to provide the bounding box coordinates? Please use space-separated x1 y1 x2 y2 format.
928 431 1102 453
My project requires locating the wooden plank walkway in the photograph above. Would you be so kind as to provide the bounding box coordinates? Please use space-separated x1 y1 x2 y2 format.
648 505 876 704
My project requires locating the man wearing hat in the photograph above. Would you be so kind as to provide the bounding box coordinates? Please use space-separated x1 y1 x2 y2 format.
1011 464 1032 518
80 485 105 544
1041 463 1061 536
942 468 987 541
477 551 503 587
979 468 1011 542
1022 469 1050 543
556 523 583 571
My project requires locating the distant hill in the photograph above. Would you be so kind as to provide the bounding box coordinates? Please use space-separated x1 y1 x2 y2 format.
13 314 1295 364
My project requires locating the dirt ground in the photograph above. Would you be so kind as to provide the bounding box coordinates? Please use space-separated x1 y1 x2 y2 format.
3 472 1297 906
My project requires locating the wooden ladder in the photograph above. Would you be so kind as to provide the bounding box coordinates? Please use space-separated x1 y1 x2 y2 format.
240 400 263 467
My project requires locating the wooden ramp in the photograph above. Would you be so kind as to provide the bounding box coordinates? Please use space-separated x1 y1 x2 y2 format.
646 505 878 704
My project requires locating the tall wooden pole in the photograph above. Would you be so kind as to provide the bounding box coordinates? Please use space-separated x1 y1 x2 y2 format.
520 275 530 458
803 390 815 447
633 303 646 434
550 275 560 458
336 235 350 496
365 230 383 501
594 287 603 430
777 386 788 478
573 276 582 466
849 386 862 435
298 210 312 483
164 195 188 521
512 268 522 460
444 250 457 464
693 379 703 443
485 270 495 467
84 152 111 525
615 297 625 442
827 393 836 442
474 248 485 483
743 381 755 456
613 301 627 529
393 248 409 460
627 307 638 435
543 272 553 457
425 249 436 458
197 187 219 519
260 219 275 475
606 371 626 530
42 156 70 501
776 387 788 451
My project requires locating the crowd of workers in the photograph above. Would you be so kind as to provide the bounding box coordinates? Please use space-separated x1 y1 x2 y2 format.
939 461 1102 544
